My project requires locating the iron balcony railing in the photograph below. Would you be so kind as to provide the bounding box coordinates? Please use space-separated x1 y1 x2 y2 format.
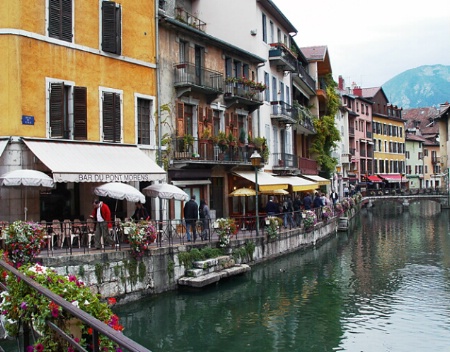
175 7 206 31
224 83 264 102
270 101 297 124
295 64 316 91
272 152 298 169
173 62 223 92
268 43 298 72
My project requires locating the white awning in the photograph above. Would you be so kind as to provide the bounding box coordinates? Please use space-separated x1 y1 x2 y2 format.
301 174 331 186
277 176 319 191
0 139 9 158
171 180 211 187
233 171 288 192
23 139 166 183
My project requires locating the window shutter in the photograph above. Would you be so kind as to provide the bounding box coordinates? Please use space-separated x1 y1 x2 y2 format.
198 106 204 136
61 0 73 42
207 108 213 127
224 112 230 135
48 0 72 42
73 86 87 140
176 102 184 136
103 92 120 142
248 115 253 138
232 113 238 138
49 82 64 138
102 1 121 54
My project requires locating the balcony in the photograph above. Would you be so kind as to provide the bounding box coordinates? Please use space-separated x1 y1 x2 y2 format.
171 136 255 167
173 62 223 101
175 7 206 32
349 126 355 136
224 83 263 113
270 101 297 125
341 154 351 164
268 43 297 72
366 131 372 139
298 157 318 175
292 64 316 94
272 153 298 172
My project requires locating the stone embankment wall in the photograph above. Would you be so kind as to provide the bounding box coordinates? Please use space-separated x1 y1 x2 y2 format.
40 216 341 304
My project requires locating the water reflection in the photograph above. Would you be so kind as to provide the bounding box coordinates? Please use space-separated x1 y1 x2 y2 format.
115 201 450 352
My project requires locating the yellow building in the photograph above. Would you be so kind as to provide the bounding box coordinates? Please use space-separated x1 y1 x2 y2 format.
0 1 165 222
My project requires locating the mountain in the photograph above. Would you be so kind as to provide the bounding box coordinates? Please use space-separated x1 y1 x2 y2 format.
382 64 450 109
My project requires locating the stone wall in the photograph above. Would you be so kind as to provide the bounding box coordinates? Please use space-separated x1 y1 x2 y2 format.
39 217 340 303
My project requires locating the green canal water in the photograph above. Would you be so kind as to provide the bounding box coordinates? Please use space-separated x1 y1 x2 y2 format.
115 201 450 352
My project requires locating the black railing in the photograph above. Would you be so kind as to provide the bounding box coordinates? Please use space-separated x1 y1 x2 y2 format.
273 152 298 169
0 260 151 352
173 62 223 92
224 83 264 102
296 64 316 91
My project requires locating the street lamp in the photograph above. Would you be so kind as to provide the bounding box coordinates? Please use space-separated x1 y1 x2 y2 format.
250 150 262 236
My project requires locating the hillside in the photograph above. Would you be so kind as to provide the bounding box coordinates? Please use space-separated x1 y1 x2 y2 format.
382 64 450 109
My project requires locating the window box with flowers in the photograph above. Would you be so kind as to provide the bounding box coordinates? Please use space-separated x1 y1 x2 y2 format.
0 262 123 351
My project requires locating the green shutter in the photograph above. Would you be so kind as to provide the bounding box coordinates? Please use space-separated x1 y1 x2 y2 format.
49 82 64 138
73 86 87 140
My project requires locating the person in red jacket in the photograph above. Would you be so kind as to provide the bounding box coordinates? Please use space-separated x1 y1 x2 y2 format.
90 200 113 250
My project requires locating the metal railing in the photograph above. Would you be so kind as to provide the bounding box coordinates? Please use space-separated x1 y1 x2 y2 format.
0 260 151 352
173 62 223 92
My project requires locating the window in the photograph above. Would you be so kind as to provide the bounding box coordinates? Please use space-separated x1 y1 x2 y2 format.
102 1 121 55
137 98 154 145
262 13 267 43
48 0 73 42
48 82 87 140
269 21 274 43
264 72 270 102
102 91 121 143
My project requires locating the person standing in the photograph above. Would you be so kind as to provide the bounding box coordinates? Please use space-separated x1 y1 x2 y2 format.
302 193 312 210
184 194 198 242
265 196 279 216
293 195 302 227
313 192 323 209
132 201 149 221
199 199 211 240
283 196 295 228
344 185 349 197
330 189 339 205
90 200 114 250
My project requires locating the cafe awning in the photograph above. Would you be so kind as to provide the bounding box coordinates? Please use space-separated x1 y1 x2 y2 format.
0 138 9 158
277 176 318 191
301 174 331 186
366 175 382 183
23 139 167 183
378 174 405 183
233 171 288 192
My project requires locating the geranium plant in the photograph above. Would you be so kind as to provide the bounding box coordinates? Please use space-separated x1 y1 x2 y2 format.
322 205 332 220
125 220 157 258
4 221 45 268
302 210 317 230
214 218 237 247
0 261 123 351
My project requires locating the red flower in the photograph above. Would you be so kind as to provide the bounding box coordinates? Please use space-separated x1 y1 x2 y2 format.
107 297 117 305
87 327 93 335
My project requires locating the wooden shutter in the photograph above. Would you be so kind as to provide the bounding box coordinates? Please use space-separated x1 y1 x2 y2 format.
247 115 253 139
48 0 72 42
73 86 87 140
207 108 213 127
198 106 204 136
224 112 230 135
176 102 184 136
49 82 64 138
232 113 238 138
103 92 120 142
102 1 121 54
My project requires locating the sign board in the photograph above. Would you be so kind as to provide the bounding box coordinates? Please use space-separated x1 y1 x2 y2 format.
22 115 35 125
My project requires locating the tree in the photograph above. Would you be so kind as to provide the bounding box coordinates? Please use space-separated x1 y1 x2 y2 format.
311 74 340 178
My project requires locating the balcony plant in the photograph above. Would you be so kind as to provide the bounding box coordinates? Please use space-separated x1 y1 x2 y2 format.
182 134 194 152
200 126 211 142
124 220 157 259
227 131 236 147
214 130 228 152
238 128 247 145
214 218 237 247
0 261 123 351
302 210 317 231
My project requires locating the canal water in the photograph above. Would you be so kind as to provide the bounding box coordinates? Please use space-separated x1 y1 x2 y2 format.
115 200 450 352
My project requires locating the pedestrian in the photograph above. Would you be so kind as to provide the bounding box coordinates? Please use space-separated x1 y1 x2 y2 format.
131 201 150 221
313 192 323 209
183 194 198 242
293 195 302 227
330 189 339 205
302 192 312 210
199 199 211 240
283 196 295 228
344 185 349 197
265 196 279 216
90 200 114 250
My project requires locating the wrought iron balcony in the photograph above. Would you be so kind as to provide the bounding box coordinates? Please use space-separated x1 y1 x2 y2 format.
268 43 297 72
270 101 297 125
175 7 206 31
171 136 256 166
173 62 223 99
366 131 372 138
293 64 316 94
223 83 264 112
272 152 298 171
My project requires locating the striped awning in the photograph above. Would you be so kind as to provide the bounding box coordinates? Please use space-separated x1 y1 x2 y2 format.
378 174 405 183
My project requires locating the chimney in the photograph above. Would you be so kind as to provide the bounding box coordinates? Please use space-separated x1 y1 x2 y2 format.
353 86 362 97
338 75 345 90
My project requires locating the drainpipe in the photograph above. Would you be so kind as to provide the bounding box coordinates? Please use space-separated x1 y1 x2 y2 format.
155 1 164 242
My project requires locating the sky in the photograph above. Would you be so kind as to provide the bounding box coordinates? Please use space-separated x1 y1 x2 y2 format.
273 0 450 88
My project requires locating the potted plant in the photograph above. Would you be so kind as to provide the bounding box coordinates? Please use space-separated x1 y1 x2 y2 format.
253 136 266 151
215 130 228 152
200 126 211 142
302 210 317 231
124 220 157 259
227 131 236 147
238 128 247 145
214 218 237 248
182 134 194 152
